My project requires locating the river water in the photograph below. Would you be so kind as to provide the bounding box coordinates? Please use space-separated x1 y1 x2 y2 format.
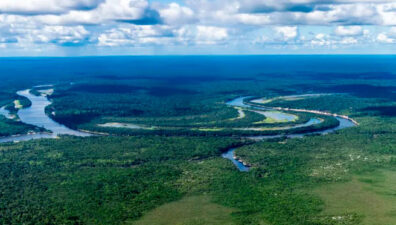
0 89 91 143
223 96 357 172
221 148 250 172
0 106 13 120
0 91 356 172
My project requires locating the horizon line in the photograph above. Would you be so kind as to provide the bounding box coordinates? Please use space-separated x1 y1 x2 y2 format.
1 53 396 58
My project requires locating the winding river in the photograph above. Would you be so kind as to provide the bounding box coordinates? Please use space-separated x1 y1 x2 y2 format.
0 89 91 143
0 90 357 173
222 97 357 172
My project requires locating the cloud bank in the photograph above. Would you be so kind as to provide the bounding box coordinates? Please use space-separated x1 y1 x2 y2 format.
0 0 395 55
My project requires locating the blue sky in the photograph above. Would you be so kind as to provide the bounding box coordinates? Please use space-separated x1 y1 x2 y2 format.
0 0 396 56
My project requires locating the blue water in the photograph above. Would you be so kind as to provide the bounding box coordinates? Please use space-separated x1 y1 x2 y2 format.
292 118 321 128
227 97 321 130
226 96 252 107
0 89 91 143
261 111 297 122
17 89 91 136
221 148 250 172
224 96 357 171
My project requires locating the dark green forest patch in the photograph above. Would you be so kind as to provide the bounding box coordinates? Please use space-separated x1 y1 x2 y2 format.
361 106 396 117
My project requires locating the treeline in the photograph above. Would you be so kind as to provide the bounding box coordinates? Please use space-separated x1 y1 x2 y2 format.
263 94 372 115
0 116 42 137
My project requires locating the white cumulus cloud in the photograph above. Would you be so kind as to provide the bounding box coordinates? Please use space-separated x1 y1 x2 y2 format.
335 26 363 36
177 25 228 45
274 26 298 41
0 0 395 52
159 3 195 25
98 24 172 46
377 27 396 43
0 0 104 15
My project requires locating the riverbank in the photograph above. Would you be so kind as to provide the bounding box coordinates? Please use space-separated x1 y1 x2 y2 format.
246 99 359 126
0 90 358 173
0 88 92 143
222 96 358 171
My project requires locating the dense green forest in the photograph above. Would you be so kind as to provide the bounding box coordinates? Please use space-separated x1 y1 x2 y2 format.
0 117 41 137
1 108 395 224
44 80 342 137
0 56 395 225
0 136 242 224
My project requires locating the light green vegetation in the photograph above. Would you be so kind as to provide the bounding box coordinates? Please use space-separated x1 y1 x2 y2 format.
314 170 396 225
13 100 23 109
196 128 225 131
97 122 156 130
229 107 246 120
131 195 236 225
252 111 298 124
251 98 274 104
261 117 285 123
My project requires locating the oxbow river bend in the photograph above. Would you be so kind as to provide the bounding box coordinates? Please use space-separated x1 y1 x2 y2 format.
222 97 357 171
0 90 357 172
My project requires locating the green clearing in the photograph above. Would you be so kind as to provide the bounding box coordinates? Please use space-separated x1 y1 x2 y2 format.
253 111 298 124
5 96 31 113
131 195 237 225
314 170 396 225
196 127 225 131
13 99 23 109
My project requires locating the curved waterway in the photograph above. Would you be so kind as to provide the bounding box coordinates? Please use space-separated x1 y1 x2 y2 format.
0 89 91 143
223 97 357 172
0 91 357 172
